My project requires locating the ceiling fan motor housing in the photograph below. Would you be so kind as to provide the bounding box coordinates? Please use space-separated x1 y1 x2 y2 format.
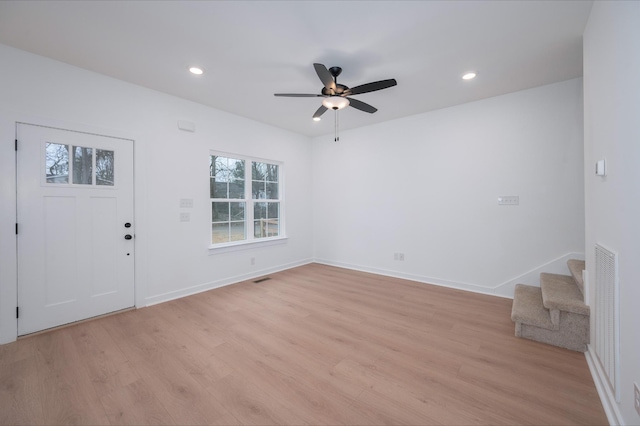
322 83 349 96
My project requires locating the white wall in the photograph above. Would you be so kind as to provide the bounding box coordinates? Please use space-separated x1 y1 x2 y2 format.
311 78 585 297
584 2 640 424
0 44 314 343
0 42 587 345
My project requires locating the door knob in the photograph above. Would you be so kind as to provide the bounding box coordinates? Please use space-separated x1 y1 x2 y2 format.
124 222 132 228
124 234 133 240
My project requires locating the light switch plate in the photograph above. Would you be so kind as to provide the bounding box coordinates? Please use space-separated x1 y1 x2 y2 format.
498 196 519 206
180 198 193 208
179 212 190 222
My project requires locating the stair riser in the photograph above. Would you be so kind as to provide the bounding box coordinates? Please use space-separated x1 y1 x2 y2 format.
515 311 589 352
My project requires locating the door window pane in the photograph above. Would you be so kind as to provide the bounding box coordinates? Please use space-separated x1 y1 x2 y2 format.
96 149 114 186
72 146 93 185
45 143 69 183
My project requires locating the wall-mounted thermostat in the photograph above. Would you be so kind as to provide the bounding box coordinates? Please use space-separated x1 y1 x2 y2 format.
595 159 606 176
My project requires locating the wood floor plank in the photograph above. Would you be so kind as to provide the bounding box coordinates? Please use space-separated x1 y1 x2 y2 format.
205 369 306 425
104 320 238 425
1 263 608 425
0 356 44 425
99 378 176 425
65 319 140 399
33 331 111 425
332 356 500 425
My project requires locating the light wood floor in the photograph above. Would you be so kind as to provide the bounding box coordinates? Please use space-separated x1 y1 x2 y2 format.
0 263 608 425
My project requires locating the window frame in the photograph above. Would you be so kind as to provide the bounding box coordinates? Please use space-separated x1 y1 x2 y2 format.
209 151 285 251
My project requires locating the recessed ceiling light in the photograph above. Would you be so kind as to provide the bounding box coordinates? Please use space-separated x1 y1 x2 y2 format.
462 72 477 80
312 117 321 122
189 66 204 75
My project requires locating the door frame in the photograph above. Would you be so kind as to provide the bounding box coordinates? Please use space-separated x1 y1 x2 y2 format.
0 113 147 344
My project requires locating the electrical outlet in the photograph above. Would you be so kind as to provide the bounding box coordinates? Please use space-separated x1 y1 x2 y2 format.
634 382 640 416
179 212 190 222
399 253 405 261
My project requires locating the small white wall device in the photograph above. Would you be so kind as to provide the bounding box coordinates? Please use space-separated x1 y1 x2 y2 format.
595 159 606 176
177 120 196 132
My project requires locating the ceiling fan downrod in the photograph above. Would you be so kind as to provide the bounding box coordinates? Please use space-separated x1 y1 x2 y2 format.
331 67 342 141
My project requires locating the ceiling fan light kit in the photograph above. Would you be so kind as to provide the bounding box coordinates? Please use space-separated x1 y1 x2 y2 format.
322 96 350 110
275 63 397 141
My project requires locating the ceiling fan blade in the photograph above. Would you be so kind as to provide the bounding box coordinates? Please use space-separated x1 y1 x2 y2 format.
346 97 377 113
346 79 397 96
313 63 336 93
313 105 328 119
274 93 324 97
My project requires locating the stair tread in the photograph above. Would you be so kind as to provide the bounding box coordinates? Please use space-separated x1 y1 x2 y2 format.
567 259 585 296
511 284 556 330
540 273 589 316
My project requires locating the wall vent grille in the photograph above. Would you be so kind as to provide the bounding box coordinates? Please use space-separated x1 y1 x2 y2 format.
594 243 620 402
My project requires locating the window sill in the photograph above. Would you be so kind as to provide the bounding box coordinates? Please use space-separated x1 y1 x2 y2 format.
208 236 288 255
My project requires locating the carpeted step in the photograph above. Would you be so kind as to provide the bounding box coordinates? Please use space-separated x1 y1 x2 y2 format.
511 284 558 331
567 259 585 296
540 273 590 316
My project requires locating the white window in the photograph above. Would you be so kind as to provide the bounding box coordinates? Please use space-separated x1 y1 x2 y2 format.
210 153 282 247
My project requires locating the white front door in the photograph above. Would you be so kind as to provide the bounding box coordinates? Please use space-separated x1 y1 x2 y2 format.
17 123 135 335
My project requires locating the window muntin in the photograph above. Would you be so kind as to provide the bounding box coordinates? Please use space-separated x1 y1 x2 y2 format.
210 154 282 246
210 156 245 199
251 161 280 239
254 201 279 238
251 162 279 199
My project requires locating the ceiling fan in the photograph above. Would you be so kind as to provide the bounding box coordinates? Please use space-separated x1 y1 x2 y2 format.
274 63 397 123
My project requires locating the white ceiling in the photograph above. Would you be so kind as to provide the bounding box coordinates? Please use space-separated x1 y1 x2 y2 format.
0 1 593 137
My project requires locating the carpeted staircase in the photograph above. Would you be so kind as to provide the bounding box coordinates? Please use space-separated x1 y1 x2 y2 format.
511 259 589 352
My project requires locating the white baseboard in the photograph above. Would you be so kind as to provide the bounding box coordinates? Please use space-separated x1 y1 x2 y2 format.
314 252 584 299
585 345 623 426
313 258 514 299
143 258 313 307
